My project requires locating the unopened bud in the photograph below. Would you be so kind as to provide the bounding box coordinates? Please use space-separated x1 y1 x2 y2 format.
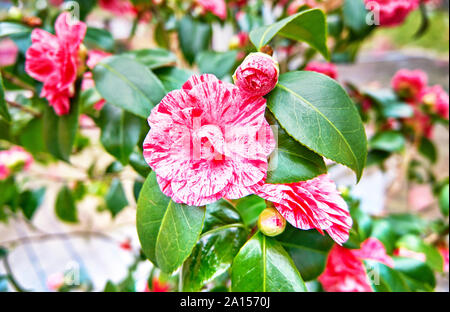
8 7 22 20
258 207 286 237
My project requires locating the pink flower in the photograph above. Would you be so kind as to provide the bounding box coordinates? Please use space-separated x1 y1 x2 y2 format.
391 69 428 101
0 146 33 180
305 62 338 80
144 277 170 292
364 0 419 27
143 74 275 206
404 107 434 139
81 50 111 110
393 247 426 262
47 272 65 291
0 38 18 68
287 0 317 15
420 85 449 119
254 175 352 245
319 238 393 292
233 52 279 97
438 245 449 272
25 12 87 115
196 0 227 20
98 0 137 17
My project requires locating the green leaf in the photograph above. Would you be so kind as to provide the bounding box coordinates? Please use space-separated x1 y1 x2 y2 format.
0 73 11 122
396 235 444 272
0 22 30 37
182 224 248 291
343 0 372 37
43 94 80 161
364 260 410 292
203 199 242 233
276 226 334 281
384 214 427 237
393 257 436 291
97 103 143 165
265 111 326 184
105 179 128 218
371 220 397 253
55 186 78 223
249 9 329 59
418 136 437 164
267 71 367 181
93 56 166 118
19 188 45 220
370 131 405 152
231 232 307 292
235 195 266 227
19 118 45 154
154 22 170 49
129 151 151 178
196 51 238 79
136 172 205 273
177 15 212 64
104 281 119 292
438 183 449 217
84 27 115 52
154 67 194 92
123 48 177 70
364 89 413 118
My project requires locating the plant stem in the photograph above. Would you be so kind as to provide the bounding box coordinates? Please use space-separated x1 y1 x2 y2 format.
2 255 27 292
6 100 42 118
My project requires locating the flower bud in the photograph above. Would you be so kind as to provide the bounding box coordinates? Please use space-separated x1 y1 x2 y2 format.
258 207 286 237
233 52 279 97
8 6 22 20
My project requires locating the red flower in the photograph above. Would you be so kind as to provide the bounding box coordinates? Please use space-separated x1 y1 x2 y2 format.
196 0 227 20
365 0 419 27
99 0 137 17
254 175 352 245
420 85 449 119
143 74 275 206
305 62 338 80
25 12 87 115
233 53 279 97
144 277 170 292
391 69 428 101
319 238 393 292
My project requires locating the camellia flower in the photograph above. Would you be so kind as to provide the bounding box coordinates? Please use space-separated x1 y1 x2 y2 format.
254 175 352 245
364 0 419 27
319 238 394 292
287 0 317 15
98 0 137 16
25 12 87 115
196 0 227 20
391 69 428 101
81 49 112 110
0 146 33 180
0 38 18 68
233 52 279 97
420 85 449 119
305 61 338 80
143 74 275 206
404 107 434 139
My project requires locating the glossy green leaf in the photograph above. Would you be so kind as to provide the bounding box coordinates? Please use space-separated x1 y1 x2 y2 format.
203 199 242 233
196 51 238 79
231 232 307 292
249 9 329 59
93 56 166 118
19 118 45 154
0 74 10 122
0 22 30 37
276 226 334 281
97 103 143 165
396 235 444 272
43 94 80 161
235 195 266 226
364 260 410 292
129 151 151 178
136 172 205 273
55 186 78 223
84 27 115 52
371 220 397 253
364 89 413 118
343 0 372 37
123 48 177 69
19 188 45 220
393 257 435 291
370 131 405 152
265 112 326 184
267 71 367 181
154 67 194 92
182 224 247 291
105 179 128 218
438 183 449 217
418 136 437 164
177 16 212 64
